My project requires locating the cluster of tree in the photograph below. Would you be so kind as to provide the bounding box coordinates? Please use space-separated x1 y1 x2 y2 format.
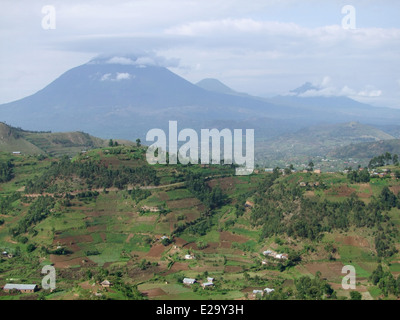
25 156 159 193
130 187 151 204
369 265 400 297
294 273 336 300
9 196 55 237
347 168 370 183
252 176 399 258
369 152 399 168
108 139 119 147
76 190 99 200
0 192 21 215
85 249 101 256
0 160 14 183
184 172 227 210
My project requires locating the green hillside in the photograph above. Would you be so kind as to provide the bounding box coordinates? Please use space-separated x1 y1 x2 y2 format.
0 143 400 301
257 122 395 169
0 122 133 157
329 139 400 160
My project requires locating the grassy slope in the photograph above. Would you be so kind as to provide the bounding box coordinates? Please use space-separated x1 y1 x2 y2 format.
0 148 399 300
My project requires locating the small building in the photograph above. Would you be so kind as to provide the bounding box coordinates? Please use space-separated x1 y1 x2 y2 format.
183 278 196 285
314 169 321 174
252 290 263 297
207 277 214 283
264 288 275 294
202 282 214 288
263 250 273 256
245 201 254 208
12 151 21 155
184 254 195 260
3 284 37 293
100 280 111 288
275 253 288 260
299 182 307 187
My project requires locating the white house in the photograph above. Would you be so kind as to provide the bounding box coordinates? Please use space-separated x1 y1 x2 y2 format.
252 290 263 297
264 288 275 294
183 278 196 285
263 250 273 256
185 254 195 260
202 282 214 288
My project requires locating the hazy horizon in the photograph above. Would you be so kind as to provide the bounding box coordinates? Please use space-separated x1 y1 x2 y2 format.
1 0 399 108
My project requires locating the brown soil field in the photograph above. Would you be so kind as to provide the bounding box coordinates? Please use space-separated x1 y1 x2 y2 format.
335 235 370 248
166 198 201 209
303 261 345 281
220 231 249 243
326 185 356 197
146 244 168 258
158 192 170 201
174 238 188 247
390 185 400 195
207 177 239 193
163 262 190 275
50 255 95 268
142 287 167 298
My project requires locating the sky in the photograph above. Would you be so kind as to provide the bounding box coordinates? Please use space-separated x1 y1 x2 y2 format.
0 0 399 108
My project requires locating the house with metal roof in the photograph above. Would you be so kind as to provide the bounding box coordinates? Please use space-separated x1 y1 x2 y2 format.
183 278 196 285
3 284 37 293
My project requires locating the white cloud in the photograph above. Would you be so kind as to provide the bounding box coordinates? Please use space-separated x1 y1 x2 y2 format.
100 72 132 81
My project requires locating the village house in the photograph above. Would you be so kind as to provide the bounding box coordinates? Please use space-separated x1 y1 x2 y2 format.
183 278 196 285
184 254 195 260
3 284 37 293
275 253 288 260
252 289 263 297
202 282 214 289
100 280 111 288
245 200 254 208
264 288 275 294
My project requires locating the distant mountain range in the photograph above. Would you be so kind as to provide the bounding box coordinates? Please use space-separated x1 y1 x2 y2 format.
1 54 400 166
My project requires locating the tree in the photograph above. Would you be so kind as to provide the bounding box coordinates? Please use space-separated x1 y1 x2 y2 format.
308 161 314 172
393 154 399 166
26 243 36 253
108 139 114 147
136 138 141 147
350 291 362 300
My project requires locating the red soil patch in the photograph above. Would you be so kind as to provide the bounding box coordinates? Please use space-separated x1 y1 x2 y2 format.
163 262 189 275
326 185 356 197
141 287 167 298
335 235 370 248
174 238 188 247
390 186 400 195
220 231 249 243
50 256 96 269
303 262 345 280
167 198 201 209
146 244 168 258
158 192 170 201
207 177 238 193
